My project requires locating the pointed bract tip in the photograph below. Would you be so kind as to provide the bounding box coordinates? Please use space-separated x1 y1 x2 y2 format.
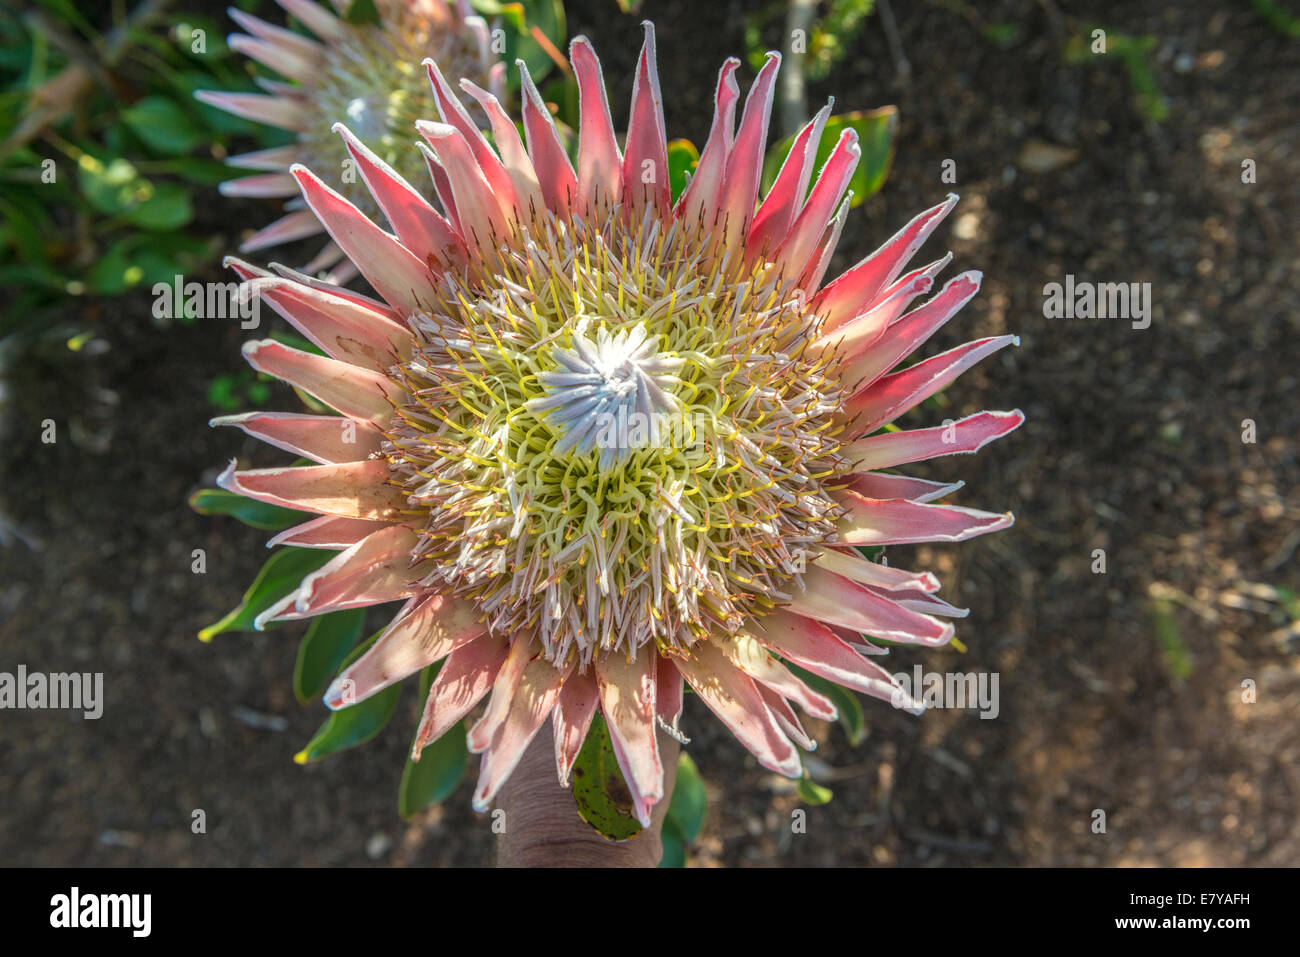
322 677 348 711
414 119 456 139
215 459 239 492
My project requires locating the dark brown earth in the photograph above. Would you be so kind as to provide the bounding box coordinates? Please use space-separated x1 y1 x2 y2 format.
2 0 1297 867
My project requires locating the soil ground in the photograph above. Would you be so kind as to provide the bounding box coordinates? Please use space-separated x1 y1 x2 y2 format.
2 0 1297 866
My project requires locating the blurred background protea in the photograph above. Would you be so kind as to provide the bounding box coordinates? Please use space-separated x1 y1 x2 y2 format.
197 0 506 281
205 25 1020 836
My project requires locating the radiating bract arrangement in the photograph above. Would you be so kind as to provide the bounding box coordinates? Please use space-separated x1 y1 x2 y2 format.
210 25 1022 826
197 0 502 281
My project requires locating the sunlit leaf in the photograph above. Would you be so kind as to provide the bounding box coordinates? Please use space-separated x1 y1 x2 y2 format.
188 487 302 530
198 547 332 641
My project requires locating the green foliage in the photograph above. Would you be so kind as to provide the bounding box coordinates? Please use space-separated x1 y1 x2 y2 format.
293 609 367 704
745 0 876 81
207 369 272 412
666 139 698 203
796 772 833 805
1150 599 1194 681
472 0 568 88
342 0 383 27
1064 28 1168 124
198 547 332 642
1252 0 1300 36
761 108 897 210
659 751 707 867
0 4 281 342
188 487 302 531
295 630 402 763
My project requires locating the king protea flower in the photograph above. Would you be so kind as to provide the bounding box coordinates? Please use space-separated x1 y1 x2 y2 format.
197 0 503 281
211 25 1022 826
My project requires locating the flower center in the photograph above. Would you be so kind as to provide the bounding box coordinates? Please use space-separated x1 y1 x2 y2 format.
381 214 850 666
529 323 684 465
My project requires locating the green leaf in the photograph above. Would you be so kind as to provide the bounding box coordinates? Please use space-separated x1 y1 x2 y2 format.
398 665 469 817
188 487 303 531
295 630 401 763
474 0 566 86
198 547 332 641
796 774 834 805
78 156 150 215
658 816 686 868
788 663 866 745
293 608 366 704
399 725 468 817
1253 0 1300 36
126 182 194 230
1150 598 1193 681
122 96 204 154
343 0 382 26
571 713 643 841
87 239 145 295
666 139 699 203
761 107 897 208
665 752 706 841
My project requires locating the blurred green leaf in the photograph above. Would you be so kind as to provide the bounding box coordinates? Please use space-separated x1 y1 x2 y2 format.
666 139 698 203
474 0 566 86
796 773 834 805
982 22 1020 48
343 0 382 26
1253 0 1300 36
1151 598 1193 681
125 182 193 230
198 547 332 641
1064 29 1168 124
78 156 149 215
293 608 367 704
659 816 686 868
188 487 302 531
122 96 204 155
87 238 143 295
665 752 706 841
